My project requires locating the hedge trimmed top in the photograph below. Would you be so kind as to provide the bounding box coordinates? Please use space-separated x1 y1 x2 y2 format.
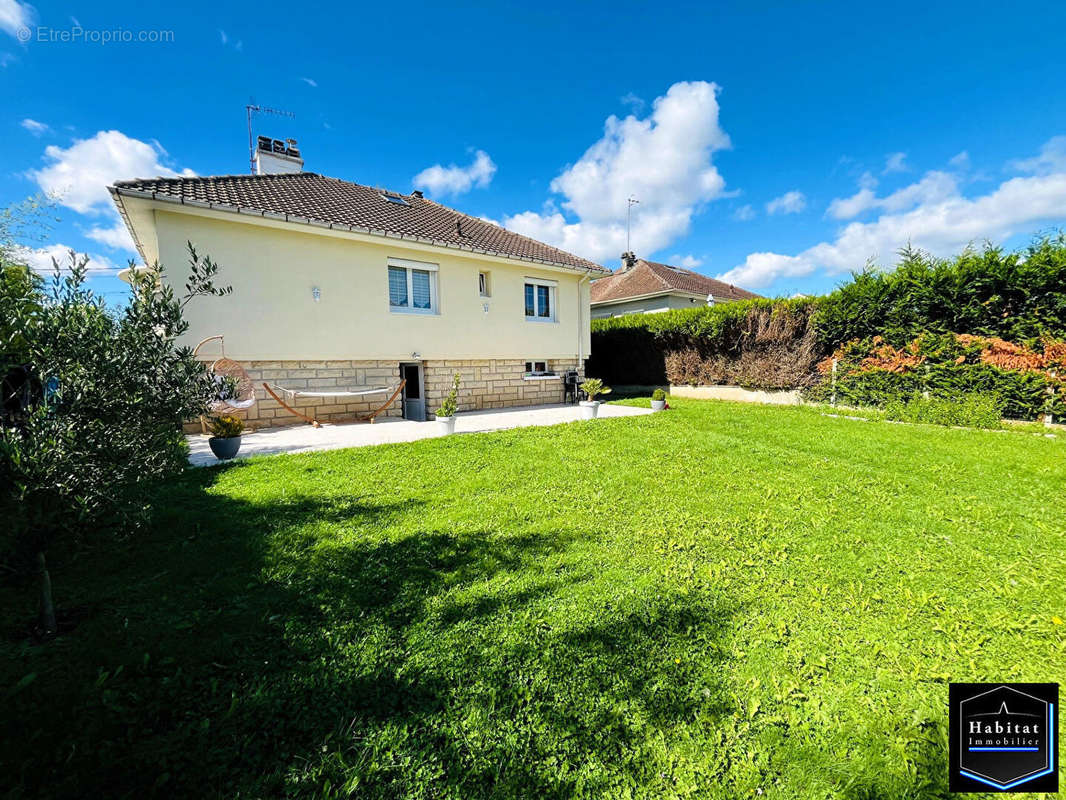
592 235 1066 350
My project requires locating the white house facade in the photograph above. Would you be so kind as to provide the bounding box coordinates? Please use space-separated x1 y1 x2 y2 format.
111 168 607 429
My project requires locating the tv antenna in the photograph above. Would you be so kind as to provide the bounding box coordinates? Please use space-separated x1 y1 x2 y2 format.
246 101 296 174
626 196 640 253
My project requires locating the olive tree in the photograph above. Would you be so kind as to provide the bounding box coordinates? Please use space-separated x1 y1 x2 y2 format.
0 244 230 634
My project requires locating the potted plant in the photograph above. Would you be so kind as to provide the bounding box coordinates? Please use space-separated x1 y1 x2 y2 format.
207 414 244 460
435 371 461 435
579 378 611 419
651 388 668 411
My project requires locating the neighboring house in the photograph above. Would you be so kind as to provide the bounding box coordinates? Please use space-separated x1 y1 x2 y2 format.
590 253 761 318
110 143 607 429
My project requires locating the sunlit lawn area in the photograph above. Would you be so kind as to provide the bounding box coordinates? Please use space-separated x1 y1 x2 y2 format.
3 399 1064 798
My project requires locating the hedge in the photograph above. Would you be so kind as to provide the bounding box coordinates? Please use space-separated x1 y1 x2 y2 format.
586 235 1066 418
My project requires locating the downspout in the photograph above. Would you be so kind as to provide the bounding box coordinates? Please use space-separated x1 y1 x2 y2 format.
577 268 595 372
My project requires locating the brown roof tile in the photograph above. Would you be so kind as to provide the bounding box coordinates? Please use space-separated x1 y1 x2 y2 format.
590 258 761 304
110 172 608 273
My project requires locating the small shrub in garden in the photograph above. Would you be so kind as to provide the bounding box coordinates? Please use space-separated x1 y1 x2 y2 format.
580 378 611 402
652 388 666 401
435 371 461 417
208 415 244 438
883 394 1004 429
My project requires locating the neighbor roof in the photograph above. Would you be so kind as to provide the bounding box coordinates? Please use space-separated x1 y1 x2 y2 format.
109 172 608 273
590 258 761 304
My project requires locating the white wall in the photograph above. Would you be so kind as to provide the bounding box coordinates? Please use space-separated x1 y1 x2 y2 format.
152 209 592 362
590 293 704 318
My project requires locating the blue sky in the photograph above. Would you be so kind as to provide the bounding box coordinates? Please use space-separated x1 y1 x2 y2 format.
5 0 1066 301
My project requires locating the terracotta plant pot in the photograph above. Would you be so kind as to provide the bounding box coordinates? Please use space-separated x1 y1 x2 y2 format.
208 435 242 460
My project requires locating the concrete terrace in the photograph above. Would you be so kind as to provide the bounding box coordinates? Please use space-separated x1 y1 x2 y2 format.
188 402 652 466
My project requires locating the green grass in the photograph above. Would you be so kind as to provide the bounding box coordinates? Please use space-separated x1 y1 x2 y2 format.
2 399 1064 798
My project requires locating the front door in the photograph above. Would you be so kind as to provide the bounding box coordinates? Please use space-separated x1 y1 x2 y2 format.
400 363 425 421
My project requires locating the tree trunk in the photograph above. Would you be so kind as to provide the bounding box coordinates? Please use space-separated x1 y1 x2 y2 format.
36 551 56 635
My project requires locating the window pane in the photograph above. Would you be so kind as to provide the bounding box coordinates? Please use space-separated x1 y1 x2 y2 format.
388 266 408 307
524 284 535 316
537 285 551 317
535 361 546 373
479 273 487 295
525 361 533 373
412 269 432 309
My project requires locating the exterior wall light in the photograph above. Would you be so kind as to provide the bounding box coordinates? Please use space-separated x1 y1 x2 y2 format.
311 286 321 302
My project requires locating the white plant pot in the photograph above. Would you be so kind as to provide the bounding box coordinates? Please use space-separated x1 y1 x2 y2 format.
579 400 600 419
436 415 456 435
651 399 666 411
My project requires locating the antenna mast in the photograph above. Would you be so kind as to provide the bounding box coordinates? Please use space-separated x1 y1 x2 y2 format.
246 101 296 174
626 196 640 254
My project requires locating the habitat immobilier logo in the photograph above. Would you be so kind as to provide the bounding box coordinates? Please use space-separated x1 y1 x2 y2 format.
950 683 1058 792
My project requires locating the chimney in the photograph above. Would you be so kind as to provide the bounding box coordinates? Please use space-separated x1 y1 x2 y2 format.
620 251 637 271
254 135 304 175
411 190 424 198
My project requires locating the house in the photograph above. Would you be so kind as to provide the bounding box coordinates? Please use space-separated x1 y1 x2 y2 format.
590 252 760 318
110 139 608 429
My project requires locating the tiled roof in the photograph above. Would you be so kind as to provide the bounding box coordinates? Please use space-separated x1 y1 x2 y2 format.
110 172 608 273
590 258 761 304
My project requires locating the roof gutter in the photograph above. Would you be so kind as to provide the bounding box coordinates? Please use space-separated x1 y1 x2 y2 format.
108 186 149 267
591 288 708 306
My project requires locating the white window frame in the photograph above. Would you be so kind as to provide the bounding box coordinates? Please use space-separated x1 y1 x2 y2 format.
479 271 491 297
524 360 550 375
387 257 439 315
524 278 557 322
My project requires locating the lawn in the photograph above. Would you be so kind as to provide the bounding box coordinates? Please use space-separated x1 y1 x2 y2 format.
2 399 1064 798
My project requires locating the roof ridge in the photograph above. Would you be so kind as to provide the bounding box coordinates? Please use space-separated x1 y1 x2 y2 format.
113 171 330 188
634 259 674 291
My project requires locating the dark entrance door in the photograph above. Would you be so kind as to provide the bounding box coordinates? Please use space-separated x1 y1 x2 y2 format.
400 363 425 420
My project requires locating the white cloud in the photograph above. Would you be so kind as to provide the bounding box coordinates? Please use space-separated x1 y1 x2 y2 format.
20 118 49 135
0 52 15 67
766 190 806 215
301 77 317 87
413 149 497 196
732 204 755 221
13 243 121 275
0 0 34 38
949 151 970 170
883 152 908 174
28 129 194 216
1007 136 1066 175
85 219 135 251
668 254 703 268
718 138 1066 289
27 130 192 256
827 170 957 220
620 92 645 113
218 29 242 50
503 80 730 263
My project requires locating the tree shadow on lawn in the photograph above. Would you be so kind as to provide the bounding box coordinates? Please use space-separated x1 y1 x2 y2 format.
3 463 738 799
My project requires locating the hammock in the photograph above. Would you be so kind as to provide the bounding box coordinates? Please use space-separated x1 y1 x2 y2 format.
193 335 256 415
193 335 406 428
263 380 406 427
